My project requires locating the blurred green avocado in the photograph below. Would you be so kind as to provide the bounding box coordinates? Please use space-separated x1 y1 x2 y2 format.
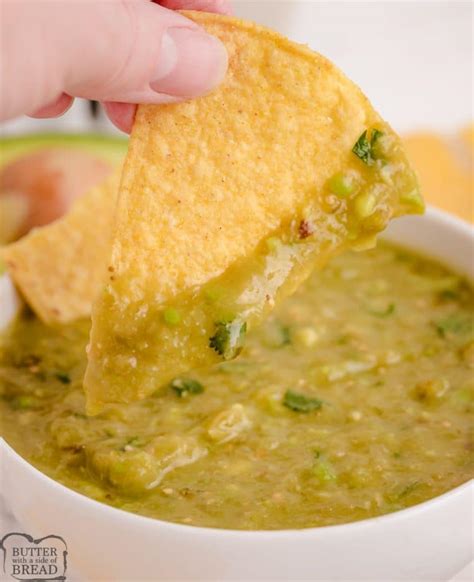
0 133 128 168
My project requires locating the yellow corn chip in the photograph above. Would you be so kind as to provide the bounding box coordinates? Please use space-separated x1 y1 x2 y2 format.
2 169 120 324
460 122 474 155
404 130 473 223
84 12 422 413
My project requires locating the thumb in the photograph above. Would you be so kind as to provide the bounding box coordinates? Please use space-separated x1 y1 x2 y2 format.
0 1 228 121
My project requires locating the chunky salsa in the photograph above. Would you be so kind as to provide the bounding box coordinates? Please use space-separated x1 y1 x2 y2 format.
1 243 472 530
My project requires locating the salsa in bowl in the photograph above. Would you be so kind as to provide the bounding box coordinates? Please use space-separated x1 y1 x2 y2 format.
1 207 473 580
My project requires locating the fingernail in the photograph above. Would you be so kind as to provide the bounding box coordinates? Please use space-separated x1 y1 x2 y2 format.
151 27 228 97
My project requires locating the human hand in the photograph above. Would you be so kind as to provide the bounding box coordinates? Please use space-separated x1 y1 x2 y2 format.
0 0 231 133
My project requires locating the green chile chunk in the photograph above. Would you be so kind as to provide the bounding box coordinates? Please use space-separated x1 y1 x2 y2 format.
283 390 323 412
170 378 204 398
209 320 247 360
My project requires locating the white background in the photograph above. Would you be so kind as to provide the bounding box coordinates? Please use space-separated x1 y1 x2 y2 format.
235 1 473 133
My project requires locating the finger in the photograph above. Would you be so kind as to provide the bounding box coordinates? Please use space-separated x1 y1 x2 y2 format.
158 0 233 15
28 93 74 119
0 1 228 122
103 102 137 134
149 27 227 97
105 0 231 133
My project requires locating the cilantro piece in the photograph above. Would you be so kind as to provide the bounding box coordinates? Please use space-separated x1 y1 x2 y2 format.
170 378 204 398
352 128 384 166
398 481 421 499
283 389 323 413
280 325 292 346
73 412 88 419
366 303 396 318
438 289 460 302
55 372 71 384
209 320 247 360
433 314 473 338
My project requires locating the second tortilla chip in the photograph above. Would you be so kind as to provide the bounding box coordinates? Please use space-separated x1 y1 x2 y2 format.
2 169 120 324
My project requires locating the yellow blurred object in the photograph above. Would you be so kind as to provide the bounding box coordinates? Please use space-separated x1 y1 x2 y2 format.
0 193 28 244
404 124 473 223
460 124 474 155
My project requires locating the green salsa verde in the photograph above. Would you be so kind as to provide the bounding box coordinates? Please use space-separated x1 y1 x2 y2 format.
1 243 473 530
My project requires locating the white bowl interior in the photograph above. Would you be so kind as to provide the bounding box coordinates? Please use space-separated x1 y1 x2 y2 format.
384 207 473 278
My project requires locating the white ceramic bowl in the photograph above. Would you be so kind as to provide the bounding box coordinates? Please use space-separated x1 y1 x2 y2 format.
1 207 473 581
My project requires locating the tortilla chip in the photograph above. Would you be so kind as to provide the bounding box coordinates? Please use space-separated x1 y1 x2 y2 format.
404 129 473 223
84 12 422 413
1 169 120 324
460 123 474 155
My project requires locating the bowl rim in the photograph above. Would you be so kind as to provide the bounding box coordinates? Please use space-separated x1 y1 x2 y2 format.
2 205 474 538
